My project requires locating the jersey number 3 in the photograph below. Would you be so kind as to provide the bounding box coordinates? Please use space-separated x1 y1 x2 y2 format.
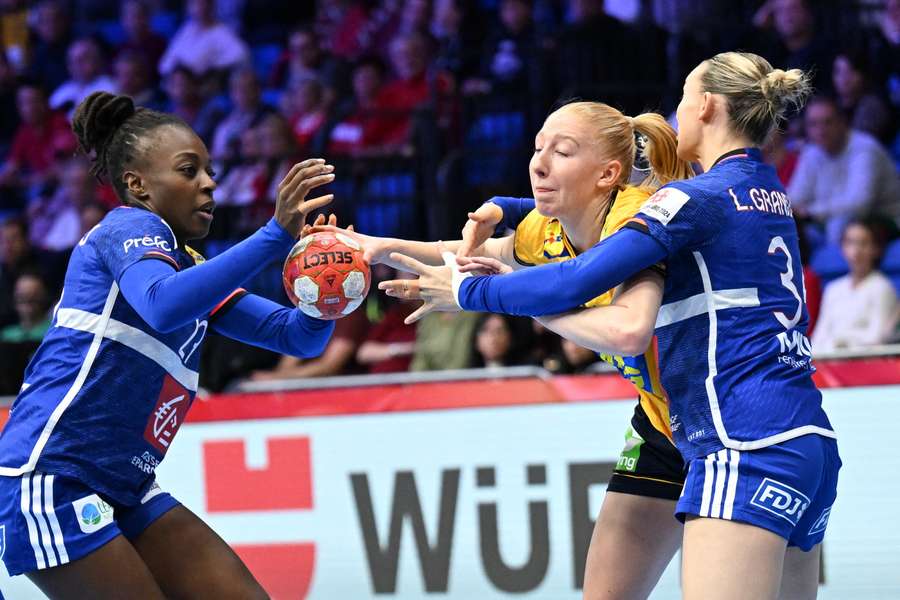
768 236 804 330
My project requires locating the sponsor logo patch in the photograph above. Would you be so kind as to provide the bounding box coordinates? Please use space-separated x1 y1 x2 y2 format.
143 375 192 454
639 187 690 226
750 478 810 525
72 495 114 534
808 506 832 536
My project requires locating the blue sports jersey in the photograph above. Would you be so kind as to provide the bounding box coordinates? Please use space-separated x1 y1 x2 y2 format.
632 148 834 460
0 207 226 504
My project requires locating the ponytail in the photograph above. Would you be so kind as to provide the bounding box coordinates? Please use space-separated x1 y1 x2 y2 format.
631 112 694 191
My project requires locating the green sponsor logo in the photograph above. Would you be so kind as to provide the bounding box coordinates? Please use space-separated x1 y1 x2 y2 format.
616 426 645 472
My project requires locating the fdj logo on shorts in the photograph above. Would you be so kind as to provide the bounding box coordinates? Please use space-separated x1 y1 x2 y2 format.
72 494 114 534
750 478 810 525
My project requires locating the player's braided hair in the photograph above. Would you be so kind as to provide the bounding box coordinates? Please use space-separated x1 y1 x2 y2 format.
71 91 189 203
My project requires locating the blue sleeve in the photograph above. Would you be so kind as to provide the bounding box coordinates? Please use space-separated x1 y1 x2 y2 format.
118 218 297 332
634 184 726 255
457 227 667 315
488 196 536 231
211 292 335 357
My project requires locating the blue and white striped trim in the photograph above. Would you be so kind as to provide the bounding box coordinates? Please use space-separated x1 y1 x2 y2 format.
20 473 69 570
698 449 741 520
691 250 837 450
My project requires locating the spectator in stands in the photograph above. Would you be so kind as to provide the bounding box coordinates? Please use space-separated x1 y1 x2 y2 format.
463 0 542 97
210 67 273 162
868 0 900 109
158 0 249 77
0 271 51 342
112 51 165 111
750 0 833 90
356 267 417 373
797 221 821 335
410 311 481 371
269 27 343 106
366 31 451 152
327 56 388 155
25 0 71 93
812 218 899 353
162 65 219 143
0 82 77 194
0 218 56 328
832 49 894 143
0 52 18 154
788 96 900 243
118 0 167 84
49 37 116 117
257 114 299 204
315 0 372 60
430 0 482 84
285 78 328 154
550 0 634 93
79 202 107 236
250 303 370 379
1 0 28 71
216 126 266 207
470 313 532 368
26 157 94 252
762 128 799 186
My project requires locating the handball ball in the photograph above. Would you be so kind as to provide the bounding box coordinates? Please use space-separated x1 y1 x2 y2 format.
283 232 371 320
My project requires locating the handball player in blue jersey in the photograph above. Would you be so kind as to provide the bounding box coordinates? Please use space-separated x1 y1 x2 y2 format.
0 92 336 598
383 53 840 599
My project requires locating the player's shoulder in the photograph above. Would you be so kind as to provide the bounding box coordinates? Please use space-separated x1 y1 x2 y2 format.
91 207 177 248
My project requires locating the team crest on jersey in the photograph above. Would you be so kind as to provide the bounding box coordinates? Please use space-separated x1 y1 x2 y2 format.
143 375 192 454
542 220 570 259
751 478 810 525
639 187 690 226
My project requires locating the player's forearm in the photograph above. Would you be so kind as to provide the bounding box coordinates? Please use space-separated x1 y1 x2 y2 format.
536 306 649 356
119 218 295 332
379 239 464 268
212 293 334 358
457 228 667 316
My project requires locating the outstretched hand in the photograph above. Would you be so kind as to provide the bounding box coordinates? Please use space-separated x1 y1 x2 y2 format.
308 224 391 265
457 202 503 258
275 158 335 238
378 244 464 324
300 213 354 238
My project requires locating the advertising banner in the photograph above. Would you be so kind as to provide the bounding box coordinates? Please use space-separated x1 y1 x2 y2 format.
2 385 899 599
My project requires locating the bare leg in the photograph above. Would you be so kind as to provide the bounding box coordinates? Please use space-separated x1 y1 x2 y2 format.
779 544 820 600
26 536 165 600
682 516 787 600
583 491 682 600
131 505 268 600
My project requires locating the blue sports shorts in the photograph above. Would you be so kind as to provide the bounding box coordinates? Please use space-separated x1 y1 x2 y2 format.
676 434 840 551
0 472 179 576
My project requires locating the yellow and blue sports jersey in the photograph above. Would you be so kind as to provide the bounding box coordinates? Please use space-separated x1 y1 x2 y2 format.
512 185 672 439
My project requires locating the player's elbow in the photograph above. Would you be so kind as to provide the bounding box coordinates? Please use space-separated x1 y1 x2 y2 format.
142 310 183 334
613 320 654 356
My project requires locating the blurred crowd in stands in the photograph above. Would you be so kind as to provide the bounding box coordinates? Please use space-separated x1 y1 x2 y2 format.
0 0 899 393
